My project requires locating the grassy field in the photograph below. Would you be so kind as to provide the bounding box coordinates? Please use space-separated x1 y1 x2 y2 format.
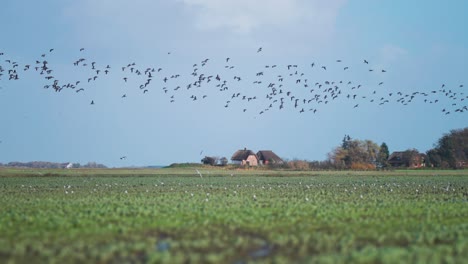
0 168 467 263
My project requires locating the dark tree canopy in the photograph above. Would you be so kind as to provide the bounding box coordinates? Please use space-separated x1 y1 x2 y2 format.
426 127 468 168
377 142 390 168
201 156 217 166
401 149 422 167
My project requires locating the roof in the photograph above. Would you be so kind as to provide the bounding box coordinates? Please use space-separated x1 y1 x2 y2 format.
231 149 257 161
388 151 425 163
257 150 284 163
388 151 404 161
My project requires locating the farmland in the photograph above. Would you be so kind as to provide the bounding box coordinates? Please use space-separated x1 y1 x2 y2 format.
0 168 467 263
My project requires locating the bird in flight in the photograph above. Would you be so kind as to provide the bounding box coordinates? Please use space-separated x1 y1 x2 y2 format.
90 100 94 105
257 47 262 53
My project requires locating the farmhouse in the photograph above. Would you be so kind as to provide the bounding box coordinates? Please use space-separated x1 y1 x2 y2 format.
388 151 426 168
257 150 284 165
231 148 259 166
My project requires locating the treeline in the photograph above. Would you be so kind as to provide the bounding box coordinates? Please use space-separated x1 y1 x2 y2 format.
0 161 107 169
274 127 468 170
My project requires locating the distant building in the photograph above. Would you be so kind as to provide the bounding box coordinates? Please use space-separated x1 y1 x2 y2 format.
231 148 259 166
257 150 284 165
388 151 426 168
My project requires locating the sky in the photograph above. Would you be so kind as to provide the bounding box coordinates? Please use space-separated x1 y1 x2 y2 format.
0 0 467 167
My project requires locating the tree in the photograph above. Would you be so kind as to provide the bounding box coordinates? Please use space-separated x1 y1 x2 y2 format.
426 127 468 168
219 157 228 166
401 149 421 167
426 149 442 167
377 142 390 168
328 136 380 169
341 134 352 150
201 156 217 166
328 146 348 169
364 140 379 165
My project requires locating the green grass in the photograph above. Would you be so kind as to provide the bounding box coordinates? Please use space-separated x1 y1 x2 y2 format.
0 168 467 263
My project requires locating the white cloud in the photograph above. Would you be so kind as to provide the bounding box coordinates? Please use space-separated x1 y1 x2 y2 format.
61 0 347 57
179 0 297 33
176 0 348 55
179 0 346 35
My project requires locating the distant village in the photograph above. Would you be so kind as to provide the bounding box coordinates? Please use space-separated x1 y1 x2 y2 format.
200 147 429 169
1 127 466 170
0 148 426 170
199 128 468 170
0 148 457 170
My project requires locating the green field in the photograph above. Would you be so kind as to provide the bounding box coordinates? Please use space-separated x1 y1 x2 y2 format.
1 168 467 263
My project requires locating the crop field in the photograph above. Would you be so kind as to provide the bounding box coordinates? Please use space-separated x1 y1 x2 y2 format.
0 168 467 263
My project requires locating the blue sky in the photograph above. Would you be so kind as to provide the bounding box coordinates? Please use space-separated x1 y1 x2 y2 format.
0 0 467 167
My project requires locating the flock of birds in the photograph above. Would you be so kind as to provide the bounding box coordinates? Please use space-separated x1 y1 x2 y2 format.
0 47 467 116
